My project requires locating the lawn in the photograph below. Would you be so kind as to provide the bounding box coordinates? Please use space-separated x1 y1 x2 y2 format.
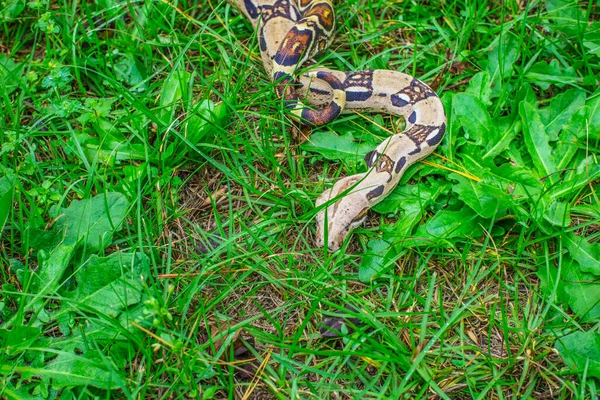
1 0 599 398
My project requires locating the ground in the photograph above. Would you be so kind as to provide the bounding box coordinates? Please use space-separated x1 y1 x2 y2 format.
0 0 599 399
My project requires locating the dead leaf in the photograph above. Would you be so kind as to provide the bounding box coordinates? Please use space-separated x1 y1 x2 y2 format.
196 231 226 254
200 187 228 209
206 319 259 381
209 320 241 361
319 305 362 337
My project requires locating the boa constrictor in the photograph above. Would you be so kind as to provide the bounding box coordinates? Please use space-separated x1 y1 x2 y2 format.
228 0 447 250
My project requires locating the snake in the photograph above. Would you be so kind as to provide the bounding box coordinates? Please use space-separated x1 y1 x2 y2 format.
227 0 447 250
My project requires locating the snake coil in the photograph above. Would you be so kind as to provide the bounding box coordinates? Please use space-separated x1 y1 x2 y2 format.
229 0 446 250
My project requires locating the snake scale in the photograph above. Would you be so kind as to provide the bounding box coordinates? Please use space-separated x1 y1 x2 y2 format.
228 0 447 250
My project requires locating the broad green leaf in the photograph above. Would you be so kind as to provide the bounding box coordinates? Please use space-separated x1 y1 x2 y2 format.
7 256 25 286
0 381 45 400
583 38 600 58
563 233 600 275
160 69 192 108
524 59 579 90
42 66 72 89
391 201 428 237
587 96 600 134
203 386 219 399
52 302 148 352
358 239 398 283
96 118 127 142
374 181 449 236
558 105 590 143
67 252 149 317
34 245 76 297
44 350 122 389
485 33 520 98
52 192 129 250
555 331 600 379
78 97 113 124
184 100 227 145
85 143 148 166
424 206 482 239
551 157 600 200
81 118 147 166
163 100 227 163
537 261 565 300
159 69 192 124
84 118 149 166
491 163 543 195
464 72 492 105
0 54 24 94
302 130 378 166
538 256 600 321
113 53 147 92
0 324 42 356
542 200 571 227
29 225 67 253
453 93 498 145
0 173 15 232
519 102 556 180
538 88 586 141
554 129 579 171
450 174 509 219
374 181 444 214
0 0 25 21
561 257 600 321
97 0 119 8
514 83 538 107
461 154 543 215
482 115 519 159
546 0 587 30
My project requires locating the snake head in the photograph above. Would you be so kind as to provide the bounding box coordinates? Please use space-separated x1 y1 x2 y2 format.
315 176 369 251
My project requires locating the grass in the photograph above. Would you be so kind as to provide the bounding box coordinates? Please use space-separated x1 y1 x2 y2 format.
1 0 599 398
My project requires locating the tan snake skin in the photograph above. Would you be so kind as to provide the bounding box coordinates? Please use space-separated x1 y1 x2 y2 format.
228 0 447 250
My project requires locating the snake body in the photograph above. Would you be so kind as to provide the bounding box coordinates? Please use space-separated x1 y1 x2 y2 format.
228 0 447 250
